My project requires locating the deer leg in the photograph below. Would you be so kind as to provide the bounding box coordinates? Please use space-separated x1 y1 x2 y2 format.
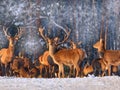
4 64 8 76
6 63 11 76
102 69 107 77
49 66 53 78
46 66 49 78
54 64 59 78
46 67 48 78
93 68 97 76
96 67 102 77
39 65 43 78
48 66 51 78
4 64 6 76
102 66 108 77
58 65 61 78
51 66 55 78
50 66 55 78
61 64 64 78
58 64 64 78
69 65 73 77
9 62 13 76
1 63 5 76
6 64 11 76
99 69 102 77
74 65 80 77
102 71 105 77
108 65 111 76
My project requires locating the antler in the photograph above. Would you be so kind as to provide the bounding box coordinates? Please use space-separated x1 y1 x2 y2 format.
39 27 50 48
100 16 104 39
105 21 108 50
70 39 82 49
15 27 23 38
3 26 10 38
39 27 48 41
57 26 71 45
38 25 71 47
77 41 82 46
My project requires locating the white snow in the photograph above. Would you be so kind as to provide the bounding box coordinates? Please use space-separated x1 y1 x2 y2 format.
0 76 120 90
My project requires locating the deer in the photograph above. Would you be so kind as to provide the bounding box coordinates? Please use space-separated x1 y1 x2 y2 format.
37 64 47 78
11 54 35 77
39 51 52 77
0 26 23 76
11 57 24 77
82 62 93 76
39 51 58 78
68 40 84 77
70 40 82 49
93 25 120 76
83 58 119 77
29 66 40 78
39 27 86 78
18 67 30 78
82 58 108 77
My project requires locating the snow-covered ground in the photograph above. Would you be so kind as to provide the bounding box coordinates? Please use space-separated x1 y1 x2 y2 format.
0 76 120 90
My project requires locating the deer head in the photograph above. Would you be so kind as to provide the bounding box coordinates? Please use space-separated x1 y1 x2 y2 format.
39 26 71 51
93 38 105 52
93 18 108 53
70 40 82 49
82 61 93 76
3 26 23 47
93 24 107 53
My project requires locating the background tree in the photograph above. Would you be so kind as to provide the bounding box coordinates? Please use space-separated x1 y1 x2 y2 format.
0 0 119 62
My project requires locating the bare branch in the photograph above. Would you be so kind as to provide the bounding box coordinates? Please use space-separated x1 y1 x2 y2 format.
51 19 67 34
77 41 82 46
15 27 23 38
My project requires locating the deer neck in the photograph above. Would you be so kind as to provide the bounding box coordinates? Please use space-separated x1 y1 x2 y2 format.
8 42 14 55
98 44 106 53
48 43 58 64
48 43 55 57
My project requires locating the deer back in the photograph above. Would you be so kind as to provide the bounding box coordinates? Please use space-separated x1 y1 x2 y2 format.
104 50 120 65
53 49 80 64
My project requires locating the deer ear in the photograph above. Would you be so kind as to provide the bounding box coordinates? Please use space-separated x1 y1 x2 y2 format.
7 37 11 40
15 37 19 40
54 37 59 42
100 38 103 42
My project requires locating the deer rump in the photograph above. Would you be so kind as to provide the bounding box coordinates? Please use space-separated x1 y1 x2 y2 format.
40 51 55 66
53 48 84 65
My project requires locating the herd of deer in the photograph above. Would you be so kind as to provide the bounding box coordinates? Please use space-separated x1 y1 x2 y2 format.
0 25 119 78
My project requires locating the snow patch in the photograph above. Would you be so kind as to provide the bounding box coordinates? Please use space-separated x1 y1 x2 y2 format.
0 76 120 90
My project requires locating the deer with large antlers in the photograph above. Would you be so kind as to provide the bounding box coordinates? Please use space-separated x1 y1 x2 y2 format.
39 27 86 78
93 26 120 76
0 26 22 76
